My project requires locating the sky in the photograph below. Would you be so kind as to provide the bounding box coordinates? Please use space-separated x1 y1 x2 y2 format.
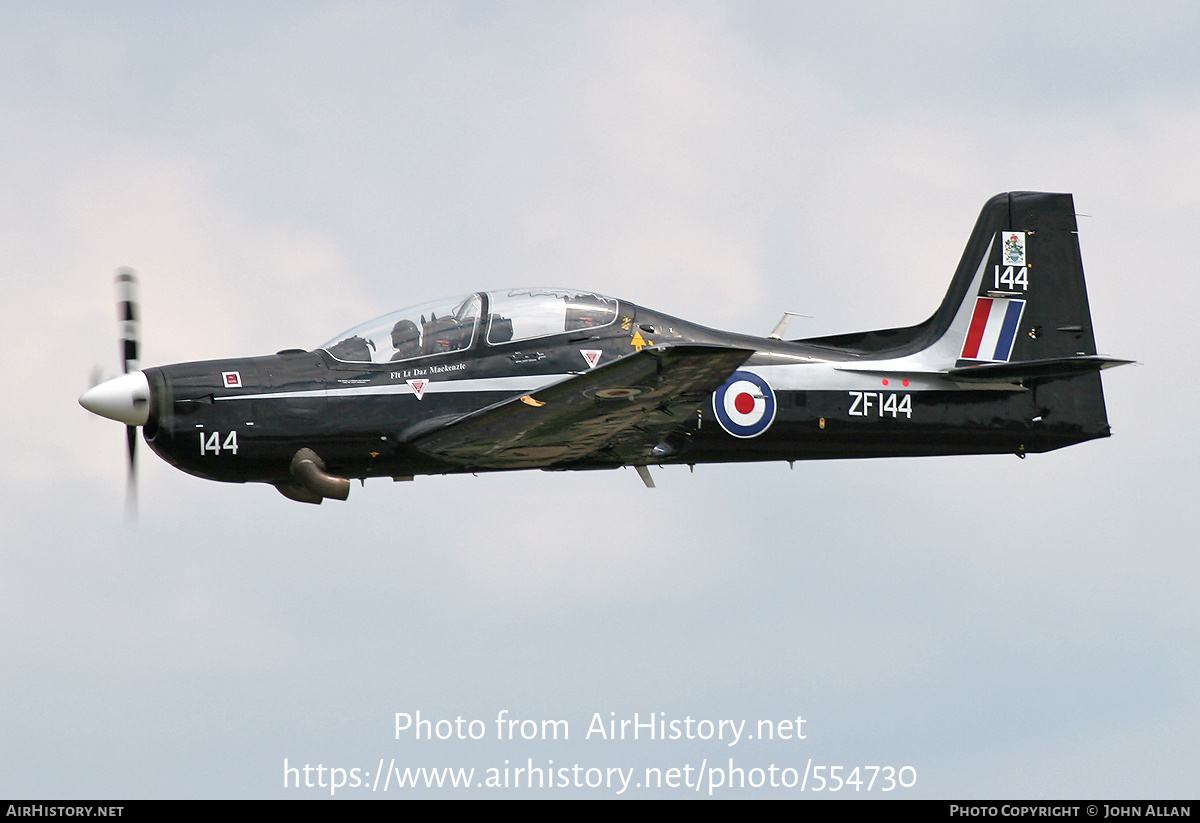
2 1 1196 798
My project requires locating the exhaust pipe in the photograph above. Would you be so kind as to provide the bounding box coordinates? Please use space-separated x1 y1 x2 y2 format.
287 448 351 502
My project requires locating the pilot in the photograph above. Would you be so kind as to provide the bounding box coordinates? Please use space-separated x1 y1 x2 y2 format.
389 319 422 360
422 312 472 355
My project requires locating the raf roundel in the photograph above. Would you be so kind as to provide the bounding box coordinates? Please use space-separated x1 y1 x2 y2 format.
713 370 777 438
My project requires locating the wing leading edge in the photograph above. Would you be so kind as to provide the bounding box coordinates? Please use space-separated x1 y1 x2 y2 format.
409 345 754 469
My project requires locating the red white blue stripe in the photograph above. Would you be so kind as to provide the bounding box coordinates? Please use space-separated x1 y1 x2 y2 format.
960 297 1026 362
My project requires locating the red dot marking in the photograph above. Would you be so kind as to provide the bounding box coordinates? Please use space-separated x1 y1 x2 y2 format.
734 392 756 414
881 378 889 386
902 379 910 387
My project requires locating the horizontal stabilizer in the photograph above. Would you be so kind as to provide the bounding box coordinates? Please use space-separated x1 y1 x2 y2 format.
946 355 1133 383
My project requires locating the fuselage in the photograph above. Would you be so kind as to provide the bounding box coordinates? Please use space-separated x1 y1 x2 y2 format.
137 290 1108 488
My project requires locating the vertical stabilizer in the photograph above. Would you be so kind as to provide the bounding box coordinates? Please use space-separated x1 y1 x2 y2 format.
799 192 1107 369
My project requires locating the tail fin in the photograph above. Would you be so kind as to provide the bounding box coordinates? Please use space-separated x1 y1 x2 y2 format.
954 192 1098 368
800 191 1127 374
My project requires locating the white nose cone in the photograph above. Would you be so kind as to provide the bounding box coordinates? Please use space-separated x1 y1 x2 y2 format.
80 371 151 426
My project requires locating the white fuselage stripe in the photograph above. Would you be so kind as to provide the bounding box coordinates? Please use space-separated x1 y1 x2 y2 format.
214 373 577 401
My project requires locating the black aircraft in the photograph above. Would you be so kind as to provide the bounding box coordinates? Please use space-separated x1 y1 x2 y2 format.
81 192 1129 505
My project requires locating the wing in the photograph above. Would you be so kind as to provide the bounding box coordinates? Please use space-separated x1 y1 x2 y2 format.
409 344 754 469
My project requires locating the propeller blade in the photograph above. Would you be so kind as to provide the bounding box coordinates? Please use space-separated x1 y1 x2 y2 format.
125 423 138 521
116 268 139 374
117 268 139 520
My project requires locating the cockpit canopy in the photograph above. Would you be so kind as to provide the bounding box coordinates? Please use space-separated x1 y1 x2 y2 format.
320 288 619 364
